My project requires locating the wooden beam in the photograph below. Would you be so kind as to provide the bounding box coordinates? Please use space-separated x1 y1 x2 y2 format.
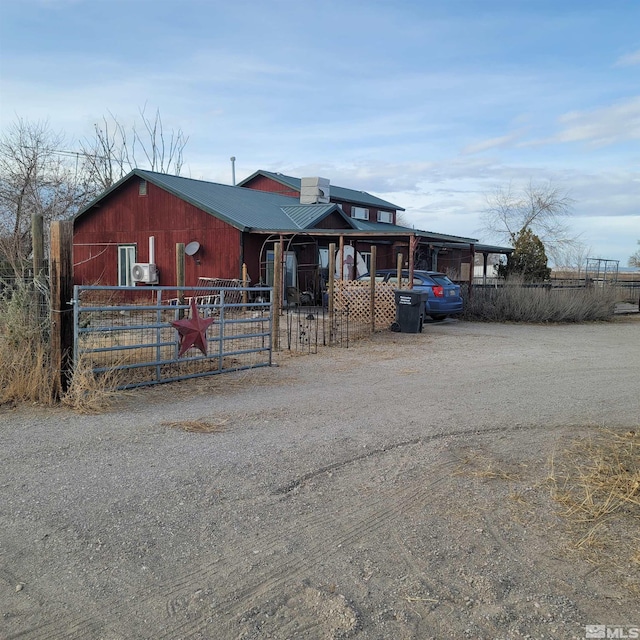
32 213 45 323
176 243 185 318
272 241 282 350
408 233 417 290
328 242 336 336
242 263 249 306
50 220 74 399
370 245 377 333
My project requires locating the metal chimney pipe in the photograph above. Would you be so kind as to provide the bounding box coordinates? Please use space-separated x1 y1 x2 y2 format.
230 156 236 186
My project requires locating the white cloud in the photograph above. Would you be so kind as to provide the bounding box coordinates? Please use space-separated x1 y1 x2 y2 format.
615 49 640 67
461 130 527 155
551 97 640 146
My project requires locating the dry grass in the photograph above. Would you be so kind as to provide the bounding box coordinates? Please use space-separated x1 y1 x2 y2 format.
0 280 126 410
548 429 640 581
161 418 228 433
0 282 55 405
61 355 125 413
0 335 55 405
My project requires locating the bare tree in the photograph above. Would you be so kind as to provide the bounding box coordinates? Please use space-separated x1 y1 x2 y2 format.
547 240 592 277
482 180 576 255
79 105 189 190
78 113 130 191
629 240 640 269
0 119 92 276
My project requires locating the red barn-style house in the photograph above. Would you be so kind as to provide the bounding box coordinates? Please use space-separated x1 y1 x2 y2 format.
73 169 510 301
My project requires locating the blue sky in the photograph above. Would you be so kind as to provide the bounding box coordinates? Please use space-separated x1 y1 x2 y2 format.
1 0 639 265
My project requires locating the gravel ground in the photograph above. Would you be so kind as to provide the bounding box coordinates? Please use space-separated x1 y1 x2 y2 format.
1 317 639 640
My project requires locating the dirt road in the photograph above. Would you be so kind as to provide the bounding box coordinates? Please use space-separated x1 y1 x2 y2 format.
1 318 639 639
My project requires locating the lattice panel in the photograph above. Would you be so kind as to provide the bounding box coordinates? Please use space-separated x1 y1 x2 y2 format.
334 280 397 329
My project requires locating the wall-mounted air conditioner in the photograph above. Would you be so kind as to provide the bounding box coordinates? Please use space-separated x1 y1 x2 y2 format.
131 262 158 284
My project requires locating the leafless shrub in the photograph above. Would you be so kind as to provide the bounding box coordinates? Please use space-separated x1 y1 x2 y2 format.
463 279 617 322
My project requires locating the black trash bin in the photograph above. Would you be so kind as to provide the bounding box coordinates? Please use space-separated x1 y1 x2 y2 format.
394 290 428 333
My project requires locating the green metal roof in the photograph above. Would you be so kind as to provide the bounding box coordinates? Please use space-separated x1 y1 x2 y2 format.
75 170 356 232
281 204 350 229
75 169 487 246
239 170 405 211
352 218 478 243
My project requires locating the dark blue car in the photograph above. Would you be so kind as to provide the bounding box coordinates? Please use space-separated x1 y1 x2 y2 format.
361 269 464 320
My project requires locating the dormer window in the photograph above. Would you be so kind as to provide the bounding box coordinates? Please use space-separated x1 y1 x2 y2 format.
352 206 369 221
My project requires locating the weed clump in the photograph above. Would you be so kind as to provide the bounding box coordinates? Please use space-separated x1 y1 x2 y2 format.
462 279 617 322
548 429 640 591
0 279 55 405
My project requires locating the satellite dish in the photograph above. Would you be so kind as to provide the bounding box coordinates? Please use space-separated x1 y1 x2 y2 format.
185 241 200 256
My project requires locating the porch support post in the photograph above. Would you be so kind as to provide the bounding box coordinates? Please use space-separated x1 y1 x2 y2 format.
483 252 489 287
272 241 282 351
328 242 336 340
468 243 475 300
338 235 344 280
408 233 417 290
370 245 377 333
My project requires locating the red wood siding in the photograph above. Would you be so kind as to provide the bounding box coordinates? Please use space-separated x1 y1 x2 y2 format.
314 211 352 229
73 179 242 286
341 203 396 225
242 175 299 197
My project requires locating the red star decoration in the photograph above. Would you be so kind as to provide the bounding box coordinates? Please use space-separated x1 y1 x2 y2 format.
171 298 216 357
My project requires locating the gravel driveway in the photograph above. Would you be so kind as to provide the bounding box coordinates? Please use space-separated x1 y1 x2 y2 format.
1 318 639 639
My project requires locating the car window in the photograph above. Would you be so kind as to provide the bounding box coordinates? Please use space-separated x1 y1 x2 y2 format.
431 275 454 286
387 276 426 286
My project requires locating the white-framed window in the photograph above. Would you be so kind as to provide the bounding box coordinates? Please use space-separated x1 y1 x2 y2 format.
377 210 393 224
118 245 136 286
139 179 148 196
352 206 369 221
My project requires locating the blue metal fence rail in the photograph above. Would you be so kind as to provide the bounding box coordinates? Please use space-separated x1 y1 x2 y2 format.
72 285 272 389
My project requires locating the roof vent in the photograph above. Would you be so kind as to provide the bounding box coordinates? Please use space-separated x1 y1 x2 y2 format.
300 177 330 204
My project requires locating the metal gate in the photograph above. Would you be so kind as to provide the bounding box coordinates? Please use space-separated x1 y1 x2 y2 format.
73 285 272 389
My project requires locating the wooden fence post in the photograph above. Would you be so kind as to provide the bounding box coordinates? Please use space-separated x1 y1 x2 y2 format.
50 220 74 399
370 245 377 333
32 213 45 279
242 263 249 306
327 242 336 320
32 213 45 322
176 243 185 318
272 242 282 351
